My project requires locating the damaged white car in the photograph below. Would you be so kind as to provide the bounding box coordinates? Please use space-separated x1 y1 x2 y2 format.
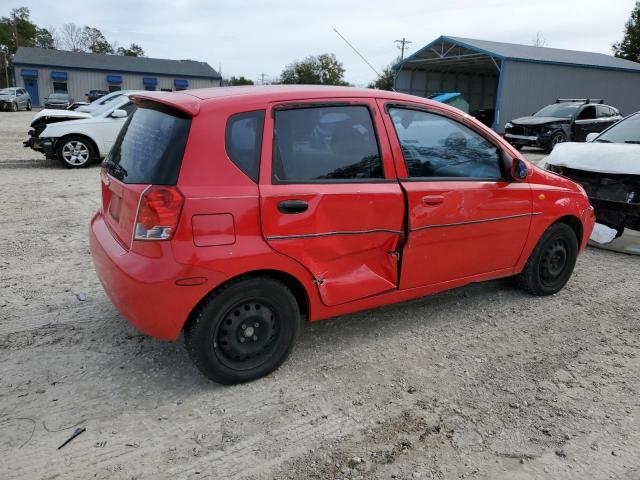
539 112 640 254
24 94 137 169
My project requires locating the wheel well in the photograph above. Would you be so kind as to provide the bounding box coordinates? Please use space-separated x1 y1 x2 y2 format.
554 215 583 244
56 134 99 158
184 269 311 331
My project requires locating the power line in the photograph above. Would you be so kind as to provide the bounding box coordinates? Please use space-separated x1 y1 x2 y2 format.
333 28 381 78
395 37 412 61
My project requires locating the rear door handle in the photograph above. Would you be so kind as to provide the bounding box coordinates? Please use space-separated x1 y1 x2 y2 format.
421 195 445 206
277 199 309 214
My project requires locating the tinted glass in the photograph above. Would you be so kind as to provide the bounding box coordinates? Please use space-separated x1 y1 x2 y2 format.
595 113 640 144
106 102 191 184
273 105 382 182
577 106 596 120
226 110 265 182
534 103 580 118
389 108 502 179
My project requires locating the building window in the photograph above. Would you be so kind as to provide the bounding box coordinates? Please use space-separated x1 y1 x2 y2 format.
52 82 68 93
144 86 156 91
160 88 172 92
108 85 122 92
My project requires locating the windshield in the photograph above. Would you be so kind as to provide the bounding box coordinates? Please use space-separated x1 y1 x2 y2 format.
91 98 127 117
49 93 69 100
534 103 581 118
0 88 16 95
595 113 640 144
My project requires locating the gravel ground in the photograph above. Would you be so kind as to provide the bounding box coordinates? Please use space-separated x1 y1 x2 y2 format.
1 110 639 480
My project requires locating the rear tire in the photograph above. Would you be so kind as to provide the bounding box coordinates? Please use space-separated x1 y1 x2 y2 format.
56 135 97 169
516 222 579 296
184 276 300 384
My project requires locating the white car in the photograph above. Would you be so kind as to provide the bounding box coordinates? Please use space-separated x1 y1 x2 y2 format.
24 94 137 168
539 112 640 254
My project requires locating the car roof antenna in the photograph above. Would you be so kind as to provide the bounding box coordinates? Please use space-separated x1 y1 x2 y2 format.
333 28 395 92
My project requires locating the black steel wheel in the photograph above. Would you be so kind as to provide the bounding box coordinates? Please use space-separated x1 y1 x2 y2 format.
185 276 300 384
516 222 578 295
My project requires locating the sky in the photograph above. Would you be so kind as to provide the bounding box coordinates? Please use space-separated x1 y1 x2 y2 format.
2 0 637 85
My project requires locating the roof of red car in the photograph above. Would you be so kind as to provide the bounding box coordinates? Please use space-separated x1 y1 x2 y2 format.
131 85 442 116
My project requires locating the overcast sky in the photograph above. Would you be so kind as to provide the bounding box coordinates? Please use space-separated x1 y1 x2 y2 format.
3 0 637 85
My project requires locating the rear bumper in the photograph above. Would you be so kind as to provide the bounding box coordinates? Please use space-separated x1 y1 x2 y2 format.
89 212 214 340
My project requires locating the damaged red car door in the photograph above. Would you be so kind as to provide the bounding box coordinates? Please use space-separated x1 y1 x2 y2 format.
260 99 405 306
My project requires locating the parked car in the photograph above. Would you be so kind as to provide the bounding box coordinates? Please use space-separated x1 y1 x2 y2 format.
67 101 90 111
87 90 109 102
44 93 74 110
24 93 137 168
539 112 640 254
90 86 595 385
504 99 622 153
0 87 32 111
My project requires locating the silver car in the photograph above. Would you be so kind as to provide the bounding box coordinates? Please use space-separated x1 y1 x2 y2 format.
0 87 32 111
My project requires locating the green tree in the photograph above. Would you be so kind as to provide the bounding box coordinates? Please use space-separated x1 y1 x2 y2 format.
229 76 254 86
35 27 55 49
0 7 40 87
367 66 394 90
82 26 113 54
613 1 640 62
280 53 349 85
117 43 145 57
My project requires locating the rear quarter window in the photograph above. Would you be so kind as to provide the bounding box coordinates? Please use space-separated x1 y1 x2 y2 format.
225 110 265 182
106 101 191 185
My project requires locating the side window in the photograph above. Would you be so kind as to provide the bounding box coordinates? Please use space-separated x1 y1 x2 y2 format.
596 105 612 118
388 108 503 179
225 110 265 182
577 106 596 120
272 105 383 182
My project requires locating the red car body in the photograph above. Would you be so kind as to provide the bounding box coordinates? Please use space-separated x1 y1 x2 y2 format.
90 86 594 344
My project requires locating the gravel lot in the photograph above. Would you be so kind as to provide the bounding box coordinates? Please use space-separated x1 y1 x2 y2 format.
1 110 639 480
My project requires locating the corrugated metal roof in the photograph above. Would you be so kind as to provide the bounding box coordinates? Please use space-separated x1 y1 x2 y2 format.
399 36 640 72
12 47 221 79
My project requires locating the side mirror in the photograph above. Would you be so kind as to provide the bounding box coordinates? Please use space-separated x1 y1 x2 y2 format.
586 132 599 143
511 158 528 181
110 109 127 118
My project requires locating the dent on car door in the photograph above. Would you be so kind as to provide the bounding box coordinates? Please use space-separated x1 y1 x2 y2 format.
259 100 405 306
379 102 533 289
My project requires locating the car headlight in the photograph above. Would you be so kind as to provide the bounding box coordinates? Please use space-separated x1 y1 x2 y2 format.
505 122 513 129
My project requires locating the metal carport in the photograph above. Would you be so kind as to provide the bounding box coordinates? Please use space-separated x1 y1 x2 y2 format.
394 36 640 132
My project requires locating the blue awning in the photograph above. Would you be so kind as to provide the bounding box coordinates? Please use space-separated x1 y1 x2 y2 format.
174 79 189 88
107 74 123 84
143 77 158 86
20 69 38 78
51 71 68 81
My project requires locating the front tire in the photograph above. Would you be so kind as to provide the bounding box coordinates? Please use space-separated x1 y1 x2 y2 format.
184 276 300 384
545 131 566 153
9 102 17 112
26 100 32 111
56 135 96 168
516 222 579 296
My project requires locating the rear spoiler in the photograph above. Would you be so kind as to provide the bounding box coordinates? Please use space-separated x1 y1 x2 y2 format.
129 92 201 116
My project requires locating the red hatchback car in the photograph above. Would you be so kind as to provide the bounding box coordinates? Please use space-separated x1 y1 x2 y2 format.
90 86 595 384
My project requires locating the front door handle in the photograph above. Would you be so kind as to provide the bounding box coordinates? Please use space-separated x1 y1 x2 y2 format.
421 195 445 206
278 199 309 214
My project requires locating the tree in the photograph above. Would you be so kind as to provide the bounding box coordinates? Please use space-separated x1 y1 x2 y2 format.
35 27 55 49
82 26 113 54
229 76 254 86
613 1 640 62
280 53 349 85
368 66 394 90
532 32 547 47
0 7 40 87
117 43 145 57
59 22 84 51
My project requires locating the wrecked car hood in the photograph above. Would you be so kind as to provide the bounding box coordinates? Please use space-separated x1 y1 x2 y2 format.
511 116 569 126
546 142 640 175
31 109 92 124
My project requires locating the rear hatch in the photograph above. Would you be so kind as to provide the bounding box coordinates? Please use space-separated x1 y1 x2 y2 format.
101 100 192 249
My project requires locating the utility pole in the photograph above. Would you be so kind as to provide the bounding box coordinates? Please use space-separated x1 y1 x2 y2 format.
1 52 8 88
13 16 20 49
259 73 267 85
395 37 412 61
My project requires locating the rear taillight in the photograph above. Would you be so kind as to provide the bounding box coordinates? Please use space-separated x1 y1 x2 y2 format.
133 186 184 241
